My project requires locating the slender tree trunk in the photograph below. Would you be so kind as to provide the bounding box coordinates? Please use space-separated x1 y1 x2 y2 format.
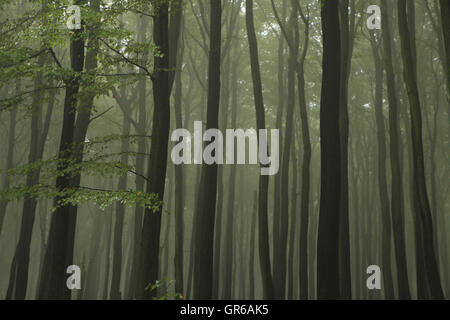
138 0 171 299
0 105 17 236
109 118 131 300
192 0 221 300
128 16 149 299
138 0 182 299
213 51 230 300
245 0 274 300
173 42 185 299
296 3 311 300
287 145 298 300
5 60 46 299
102 206 113 299
439 0 450 99
317 0 341 300
380 0 412 299
338 0 351 299
397 0 444 300
369 32 394 299
38 0 102 299
272 0 286 272
249 191 257 299
273 0 298 299
221 64 236 300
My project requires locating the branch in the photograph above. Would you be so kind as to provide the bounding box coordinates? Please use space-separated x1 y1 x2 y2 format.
88 106 115 124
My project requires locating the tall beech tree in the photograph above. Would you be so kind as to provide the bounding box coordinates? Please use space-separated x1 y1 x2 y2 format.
192 0 222 300
317 0 342 300
380 0 411 299
397 0 444 300
246 0 274 300
369 30 394 299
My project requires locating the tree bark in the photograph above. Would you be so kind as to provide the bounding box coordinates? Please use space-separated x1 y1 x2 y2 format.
109 117 131 300
0 104 17 236
138 0 171 299
245 0 274 300
317 0 341 300
296 3 311 300
338 0 352 299
192 0 221 300
439 0 450 99
380 0 412 299
397 0 444 300
369 32 394 299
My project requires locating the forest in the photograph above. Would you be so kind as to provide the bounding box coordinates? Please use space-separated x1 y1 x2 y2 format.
0 0 449 300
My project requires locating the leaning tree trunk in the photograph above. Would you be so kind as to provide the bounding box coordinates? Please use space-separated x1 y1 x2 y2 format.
397 0 444 300
317 0 341 300
6 55 46 299
245 0 274 300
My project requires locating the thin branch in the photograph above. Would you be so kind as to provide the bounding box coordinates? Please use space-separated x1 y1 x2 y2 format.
88 106 115 124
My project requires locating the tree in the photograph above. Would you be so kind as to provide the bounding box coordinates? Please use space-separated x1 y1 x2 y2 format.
368 30 394 299
379 0 411 299
317 0 341 300
37 0 87 298
192 0 222 300
397 0 444 300
245 0 274 299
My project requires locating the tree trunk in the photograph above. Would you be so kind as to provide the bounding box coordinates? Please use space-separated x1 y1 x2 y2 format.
369 32 394 299
338 0 352 299
317 0 341 300
109 117 131 300
192 0 221 300
296 3 311 300
0 103 17 236
138 0 171 299
397 0 444 300
173 41 185 299
249 191 257 299
221 64 237 300
439 0 450 99
245 0 274 300
380 0 412 299
6 59 46 299
128 16 149 299
287 144 298 300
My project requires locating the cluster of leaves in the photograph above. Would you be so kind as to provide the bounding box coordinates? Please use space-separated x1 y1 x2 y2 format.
0 183 162 211
145 278 183 300
0 0 164 210
0 133 159 210
0 0 160 111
